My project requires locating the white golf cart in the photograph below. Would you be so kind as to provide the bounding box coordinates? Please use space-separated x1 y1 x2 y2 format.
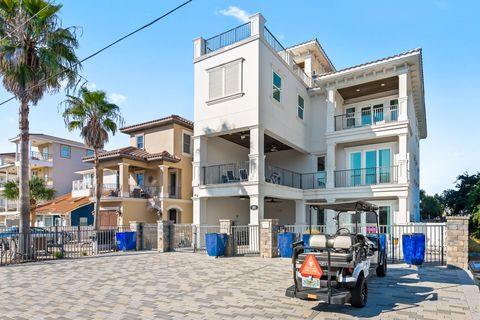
285 201 387 308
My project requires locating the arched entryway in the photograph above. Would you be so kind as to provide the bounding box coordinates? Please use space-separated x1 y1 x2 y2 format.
167 207 182 224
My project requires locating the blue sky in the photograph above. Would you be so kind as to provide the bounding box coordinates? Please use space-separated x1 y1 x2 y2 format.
0 0 478 195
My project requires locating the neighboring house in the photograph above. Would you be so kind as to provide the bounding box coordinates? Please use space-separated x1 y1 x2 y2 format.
35 193 93 227
192 13 426 231
74 115 194 226
0 134 94 226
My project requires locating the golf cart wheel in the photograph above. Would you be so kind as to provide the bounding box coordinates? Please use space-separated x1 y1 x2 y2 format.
350 274 367 308
376 254 387 277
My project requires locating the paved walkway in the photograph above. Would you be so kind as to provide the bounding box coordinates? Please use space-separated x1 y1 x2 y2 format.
0 252 478 319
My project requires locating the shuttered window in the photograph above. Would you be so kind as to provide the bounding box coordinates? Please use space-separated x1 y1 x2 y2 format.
208 59 243 101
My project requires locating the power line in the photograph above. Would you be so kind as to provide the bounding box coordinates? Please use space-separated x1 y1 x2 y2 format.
0 0 193 107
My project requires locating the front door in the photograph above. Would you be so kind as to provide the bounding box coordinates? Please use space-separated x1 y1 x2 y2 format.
99 211 117 227
168 209 179 224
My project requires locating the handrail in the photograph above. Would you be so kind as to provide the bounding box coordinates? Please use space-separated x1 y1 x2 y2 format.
205 22 251 53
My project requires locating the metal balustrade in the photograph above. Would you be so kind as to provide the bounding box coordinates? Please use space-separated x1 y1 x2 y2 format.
202 161 250 185
334 105 399 131
334 166 398 188
205 22 251 53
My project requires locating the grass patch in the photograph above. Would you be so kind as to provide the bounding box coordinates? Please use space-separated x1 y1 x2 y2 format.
469 236 480 253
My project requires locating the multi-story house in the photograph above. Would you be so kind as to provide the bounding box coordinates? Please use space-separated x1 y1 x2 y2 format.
0 134 94 226
192 13 426 231
72 115 194 226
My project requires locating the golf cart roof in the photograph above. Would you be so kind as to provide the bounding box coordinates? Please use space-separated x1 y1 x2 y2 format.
309 201 378 212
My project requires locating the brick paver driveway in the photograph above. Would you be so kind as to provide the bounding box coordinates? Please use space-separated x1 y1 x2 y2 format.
0 252 478 319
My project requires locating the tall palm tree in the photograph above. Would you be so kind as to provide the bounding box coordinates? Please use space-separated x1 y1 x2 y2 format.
0 0 80 238
63 87 123 230
3 176 56 227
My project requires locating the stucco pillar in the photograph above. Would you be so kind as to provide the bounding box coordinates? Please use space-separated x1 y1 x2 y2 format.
118 163 130 197
325 198 336 234
326 88 336 133
248 127 265 183
304 54 313 77
398 134 408 184
295 200 307 225
446 216 469 269
219 219 234 256
159 165 170 198
249 13 265 38
193 37 205 59
398 196 408 223
193 197 207 225
192 136 207 187
398 72 408 121
249 194 264 226
326 143 336 188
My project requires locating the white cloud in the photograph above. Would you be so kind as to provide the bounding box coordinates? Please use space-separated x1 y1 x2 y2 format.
109 93 127 104
217 6 250 23
85 82 97 90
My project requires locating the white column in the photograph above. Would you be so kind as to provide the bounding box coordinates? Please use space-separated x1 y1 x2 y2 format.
192 136 207 187
249 13 266 38
193 197 207 225
295 200 307 225
325 197 336 234
398 196 408 224
326 88 336 133
193 37 205 59
248 127 264 183
398 134 408 184
249 195 264 226
159 165 170 198
304 54 313 77
398 72 408 121
118 163 130 197
326 143 336 188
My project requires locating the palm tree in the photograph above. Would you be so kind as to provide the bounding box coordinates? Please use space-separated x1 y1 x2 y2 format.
3 176 56 227
63 87 123 230
0 0 80 238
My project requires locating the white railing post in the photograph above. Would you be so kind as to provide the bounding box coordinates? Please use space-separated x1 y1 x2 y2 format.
249 13 265 38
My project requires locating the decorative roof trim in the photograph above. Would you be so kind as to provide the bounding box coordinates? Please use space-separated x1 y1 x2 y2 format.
120 115 193 134
82 146 181 163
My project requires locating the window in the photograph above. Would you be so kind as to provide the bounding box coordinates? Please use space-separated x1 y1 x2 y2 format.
272 71 282 102
208 59 243 101
390 99 398 121
346 107 356 128
373 104 384 123
297 95 305 119
378 149 391 183
60 145 71 158
379 206 391 225
79 217 88 226
350 152 362 186
136 173 144 187
136 135 144 149
361 107 371 126
183 133 192 155
86 150 94 156
317 156 325 172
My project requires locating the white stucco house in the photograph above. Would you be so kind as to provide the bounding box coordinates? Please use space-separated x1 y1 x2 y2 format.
192 13 426 230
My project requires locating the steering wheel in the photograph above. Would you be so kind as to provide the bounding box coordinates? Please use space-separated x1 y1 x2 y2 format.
336 228 351 235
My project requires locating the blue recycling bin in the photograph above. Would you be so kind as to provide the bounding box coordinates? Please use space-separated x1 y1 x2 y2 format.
402 233 425 265
205 233 228 257
116 231 136 251
367 234 387 254
278 232 295 257
302 234 312 253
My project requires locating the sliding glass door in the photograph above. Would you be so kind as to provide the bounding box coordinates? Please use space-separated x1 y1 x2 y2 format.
350 152 362 186
365 150 377 185
379 149 391 183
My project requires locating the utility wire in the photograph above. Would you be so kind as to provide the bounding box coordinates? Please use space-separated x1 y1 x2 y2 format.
0 0 193 106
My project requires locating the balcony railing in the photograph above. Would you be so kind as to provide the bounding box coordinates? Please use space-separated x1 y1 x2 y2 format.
205 22 251 54
30 151 52 161
7 202 18 211
265 165 302 188
334 105 399 131
334 166 398 188
301 172 327 190
202 161 250 185
72 179 93 191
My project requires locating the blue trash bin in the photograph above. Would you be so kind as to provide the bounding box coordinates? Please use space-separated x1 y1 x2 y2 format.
205 233 227 257
116 231 137 251
402 233 425 265
367 234 387 254
302 234 312 253
278 232 295 258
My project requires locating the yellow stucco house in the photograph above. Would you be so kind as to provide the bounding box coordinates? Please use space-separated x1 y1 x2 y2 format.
74 115 193 226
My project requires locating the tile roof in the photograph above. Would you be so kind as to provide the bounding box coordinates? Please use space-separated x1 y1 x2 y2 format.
36 193 92 215
82 146 180 163
314 48 422 78
120 115 193 134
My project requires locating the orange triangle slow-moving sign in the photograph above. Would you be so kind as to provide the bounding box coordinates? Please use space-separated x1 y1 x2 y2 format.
299 255 323 278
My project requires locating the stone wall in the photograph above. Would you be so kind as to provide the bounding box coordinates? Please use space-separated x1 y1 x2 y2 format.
446 216 469 269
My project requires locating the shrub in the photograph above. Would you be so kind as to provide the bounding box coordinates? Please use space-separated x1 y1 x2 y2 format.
53 251 63 259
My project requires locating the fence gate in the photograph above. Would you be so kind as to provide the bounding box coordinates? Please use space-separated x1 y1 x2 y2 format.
232 225 259 255
172 224 196 252
142 224 158 250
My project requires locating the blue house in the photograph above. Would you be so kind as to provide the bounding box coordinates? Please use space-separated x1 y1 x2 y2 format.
35 193 93 227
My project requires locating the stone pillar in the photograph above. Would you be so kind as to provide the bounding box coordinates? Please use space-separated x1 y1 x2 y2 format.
326 143 336 188
249 13 265 38
118 163 130 197
326 88 336 133
398 72 408 121
219 219 234 257
295 200 307 225
129 221 143 251
260 219 279 258
157 220 173 253
248 127 265 183
193 37 205 59
446 216 469 269
159 165 170 198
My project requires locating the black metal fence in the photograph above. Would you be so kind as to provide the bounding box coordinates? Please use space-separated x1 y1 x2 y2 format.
0 226 131 266
232 225 260 255
205 22 251 53
202 161 249 185
334 166 398 188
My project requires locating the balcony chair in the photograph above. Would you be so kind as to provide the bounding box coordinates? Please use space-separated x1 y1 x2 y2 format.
239 169 248 181
226 170 240 182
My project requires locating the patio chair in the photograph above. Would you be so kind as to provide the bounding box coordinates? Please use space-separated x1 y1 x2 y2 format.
239 169 248 181
226 170 239 182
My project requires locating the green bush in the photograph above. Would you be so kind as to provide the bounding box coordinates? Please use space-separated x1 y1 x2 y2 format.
53 251 63 259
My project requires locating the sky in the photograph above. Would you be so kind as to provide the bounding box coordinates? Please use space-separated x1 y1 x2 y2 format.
0 0 478 195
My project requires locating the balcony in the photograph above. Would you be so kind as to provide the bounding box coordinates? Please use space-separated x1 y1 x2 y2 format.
334 104 399 131
265 165 326 189
334 166 398 188
202 161 250 185
30 151 52 161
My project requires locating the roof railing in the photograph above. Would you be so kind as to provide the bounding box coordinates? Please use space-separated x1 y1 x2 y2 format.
205 22 251 54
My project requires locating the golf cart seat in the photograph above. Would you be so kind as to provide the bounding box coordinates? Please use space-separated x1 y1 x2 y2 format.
301 234 354 264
